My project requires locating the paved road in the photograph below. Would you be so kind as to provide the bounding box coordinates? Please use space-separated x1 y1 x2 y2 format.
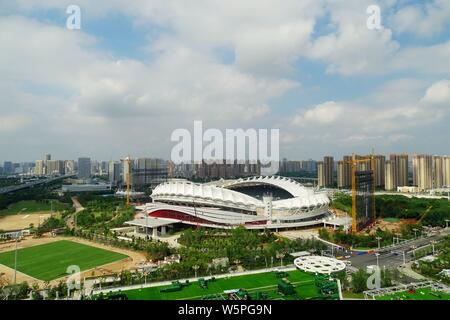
65 196 85 229
315 228 449 274
349 229 449 270
0 174 76 195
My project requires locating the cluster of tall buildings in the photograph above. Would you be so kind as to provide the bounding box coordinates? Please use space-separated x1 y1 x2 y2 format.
279 159 317 174
190 160 261 180
317 153 450 191
412 154 450 191
0 161 36 176
34 154 77 177
108 158 169 189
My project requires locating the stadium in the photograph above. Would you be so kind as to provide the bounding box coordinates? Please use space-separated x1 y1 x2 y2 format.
127 176 331 233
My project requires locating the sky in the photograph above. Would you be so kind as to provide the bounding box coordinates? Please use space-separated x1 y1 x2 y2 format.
0 0 449 163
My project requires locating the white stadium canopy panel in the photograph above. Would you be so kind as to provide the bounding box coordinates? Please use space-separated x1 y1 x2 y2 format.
294 256 346 274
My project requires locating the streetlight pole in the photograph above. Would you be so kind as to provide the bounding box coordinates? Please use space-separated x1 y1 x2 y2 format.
376 237 382 249
13 237 18 285
431 241 436 255
146 213 149 240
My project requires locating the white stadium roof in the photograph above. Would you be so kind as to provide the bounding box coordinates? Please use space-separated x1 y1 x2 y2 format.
151 176 329 212
220 175 312 197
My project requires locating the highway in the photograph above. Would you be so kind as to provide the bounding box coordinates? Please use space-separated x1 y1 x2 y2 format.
0 174 76 195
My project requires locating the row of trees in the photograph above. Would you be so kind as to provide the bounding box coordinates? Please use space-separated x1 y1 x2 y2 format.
74 197 135 231
0 281 69 300
349 269 398 293
319 227 398 248
331 193 450 227
413 236 450 284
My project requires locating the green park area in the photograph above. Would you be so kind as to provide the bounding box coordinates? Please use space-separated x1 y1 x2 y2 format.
116 270 321 300
376 287 450 300
0 240 128 281
0 200 70 216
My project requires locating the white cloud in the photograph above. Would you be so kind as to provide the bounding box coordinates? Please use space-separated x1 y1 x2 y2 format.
287 79 450 151
390 0 450 37
1 1 450 160
0 15 298 160
422 80 450 104
291 101 343 126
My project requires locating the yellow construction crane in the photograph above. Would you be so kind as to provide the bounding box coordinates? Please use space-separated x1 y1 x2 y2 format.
121 156 133 206
346 153 376 233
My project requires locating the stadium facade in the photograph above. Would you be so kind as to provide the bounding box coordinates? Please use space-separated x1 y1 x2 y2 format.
129 176 330 231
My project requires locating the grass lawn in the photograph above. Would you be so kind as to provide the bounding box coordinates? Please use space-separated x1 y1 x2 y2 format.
122 270 319 300
343 291 365 299
376 288 450 300
0 200 70 216
0 240 128 281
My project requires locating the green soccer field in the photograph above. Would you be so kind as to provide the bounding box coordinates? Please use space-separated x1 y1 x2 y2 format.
0 200 70 216
0 240 128 281
376 288 450 300
122 270 319 300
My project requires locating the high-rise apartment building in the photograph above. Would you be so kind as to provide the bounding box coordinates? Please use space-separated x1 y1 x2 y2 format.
34 160 45 176
317 161 324 187
387 154 409 189
109 161 122 185
317 156 334 187
64 160 76 174
433 156 444 188
444 156 450 187
77 157 91 179
385 160 395 191
2 162 13 175
46 160 65 175
413 154 433 191
337 155 352 188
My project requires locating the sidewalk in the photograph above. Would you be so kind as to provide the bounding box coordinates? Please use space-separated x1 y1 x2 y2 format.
398 262 427 281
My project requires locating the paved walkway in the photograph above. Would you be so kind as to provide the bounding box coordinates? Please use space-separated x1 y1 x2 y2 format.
398 262 427 280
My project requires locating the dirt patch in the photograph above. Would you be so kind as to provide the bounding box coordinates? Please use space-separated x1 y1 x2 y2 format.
367 218 417 234
0 213 51 231
329 208 349 218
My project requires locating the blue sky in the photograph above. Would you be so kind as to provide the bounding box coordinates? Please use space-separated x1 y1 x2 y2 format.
0 0 449 162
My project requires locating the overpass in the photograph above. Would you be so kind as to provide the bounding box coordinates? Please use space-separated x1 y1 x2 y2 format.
0 174 76 195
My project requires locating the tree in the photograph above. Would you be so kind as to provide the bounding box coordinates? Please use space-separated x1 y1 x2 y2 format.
351 270 369 293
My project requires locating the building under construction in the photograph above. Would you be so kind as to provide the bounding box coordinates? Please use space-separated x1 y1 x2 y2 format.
354 170 375 231
346 154 376 233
